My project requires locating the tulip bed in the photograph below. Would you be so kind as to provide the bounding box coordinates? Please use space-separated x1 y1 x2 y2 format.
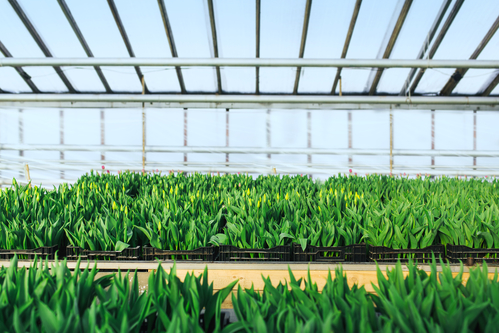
0 171 498 256
2 256 499 332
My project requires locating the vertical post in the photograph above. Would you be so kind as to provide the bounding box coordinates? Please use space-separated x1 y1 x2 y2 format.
60 109 64 180
141 76 146 172
389 108 393 174
19 109 23 179
226 108 229 167
348 111 352 167
339 76 342 96
184 108 188 164
307 110 311 178
431 109 435 169
473 110 477 170
100 109 105 164
266 109 271 163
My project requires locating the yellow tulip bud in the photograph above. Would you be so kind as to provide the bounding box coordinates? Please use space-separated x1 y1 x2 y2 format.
285 193 289 201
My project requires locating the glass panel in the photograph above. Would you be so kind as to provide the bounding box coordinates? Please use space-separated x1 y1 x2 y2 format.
415 0 499 94
476 111 499 150
377 0 442 94
113 0 180 92
146 109 184 146
104 109 141 146
0 2 69 92
164 0 217 92
17 0 105 92
352 111 390 149
271 110 307 148
393 110 431 149
0 54 31 92
229 110 266 148
454 28 499 95
188 109 226 147
260 0 306 93
215 0 255 93
492 83 499 95
65 0 143 92
338 0 398 93
298 0 355 93
311 110 348 149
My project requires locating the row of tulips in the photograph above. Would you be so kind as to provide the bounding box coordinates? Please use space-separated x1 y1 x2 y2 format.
2 255 499 332
1 255 234 332
0 171 498 253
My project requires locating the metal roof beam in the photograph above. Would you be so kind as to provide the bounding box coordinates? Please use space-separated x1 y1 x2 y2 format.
368 0 413 95
293 0 313 94
157 0 186 93
256 0 261 94
57 0 112 93
106 0 148 93
409 0 464 94
1 94 498 106
207 0 222 93
8 0 76 93
0 40 40 93
5 58 499 68
331 0 362 94
399 0 451 96
440 14 499 96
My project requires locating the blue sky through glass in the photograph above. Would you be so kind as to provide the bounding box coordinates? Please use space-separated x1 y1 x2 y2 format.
0 0 498 94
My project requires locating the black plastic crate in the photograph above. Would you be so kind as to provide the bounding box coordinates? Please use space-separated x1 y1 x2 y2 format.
219 245 291 261
446 244 499 264
0 245 58 260
66 246 140 261
369 245 445 263
143 246 217 261
293 243 367 262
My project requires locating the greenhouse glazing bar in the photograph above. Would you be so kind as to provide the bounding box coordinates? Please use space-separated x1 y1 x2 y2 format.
1 58 499 68
2 144 499 158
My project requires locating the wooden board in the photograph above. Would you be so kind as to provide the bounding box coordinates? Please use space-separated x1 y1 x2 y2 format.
5 260 495 309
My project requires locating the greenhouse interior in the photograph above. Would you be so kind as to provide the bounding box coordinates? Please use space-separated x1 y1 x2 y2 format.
1 0 499 331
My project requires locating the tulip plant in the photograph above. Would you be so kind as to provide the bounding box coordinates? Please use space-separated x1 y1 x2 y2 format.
0 255 236 332
0 171 498 254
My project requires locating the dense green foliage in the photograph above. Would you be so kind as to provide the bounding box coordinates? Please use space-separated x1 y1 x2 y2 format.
0 255 235 332
1 256 499 332
227 258 499 333
0 171 498 252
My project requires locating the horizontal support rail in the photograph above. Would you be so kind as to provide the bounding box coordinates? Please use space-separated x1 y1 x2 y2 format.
0 95 498 107
1 101 496 111
3 158 499 170
1 162 497 172
1 58 499 68
2 144 499 157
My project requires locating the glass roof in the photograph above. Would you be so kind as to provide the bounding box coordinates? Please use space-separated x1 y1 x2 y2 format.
415 0 499 95
0 0 498 96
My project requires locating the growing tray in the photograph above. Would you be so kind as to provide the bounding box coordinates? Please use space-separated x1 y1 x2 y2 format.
369 245 445 263
293 243 367 262
219 245 291 261
66 246 140 261
446 244 499 264
143 246 217 261
0 245 58 260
